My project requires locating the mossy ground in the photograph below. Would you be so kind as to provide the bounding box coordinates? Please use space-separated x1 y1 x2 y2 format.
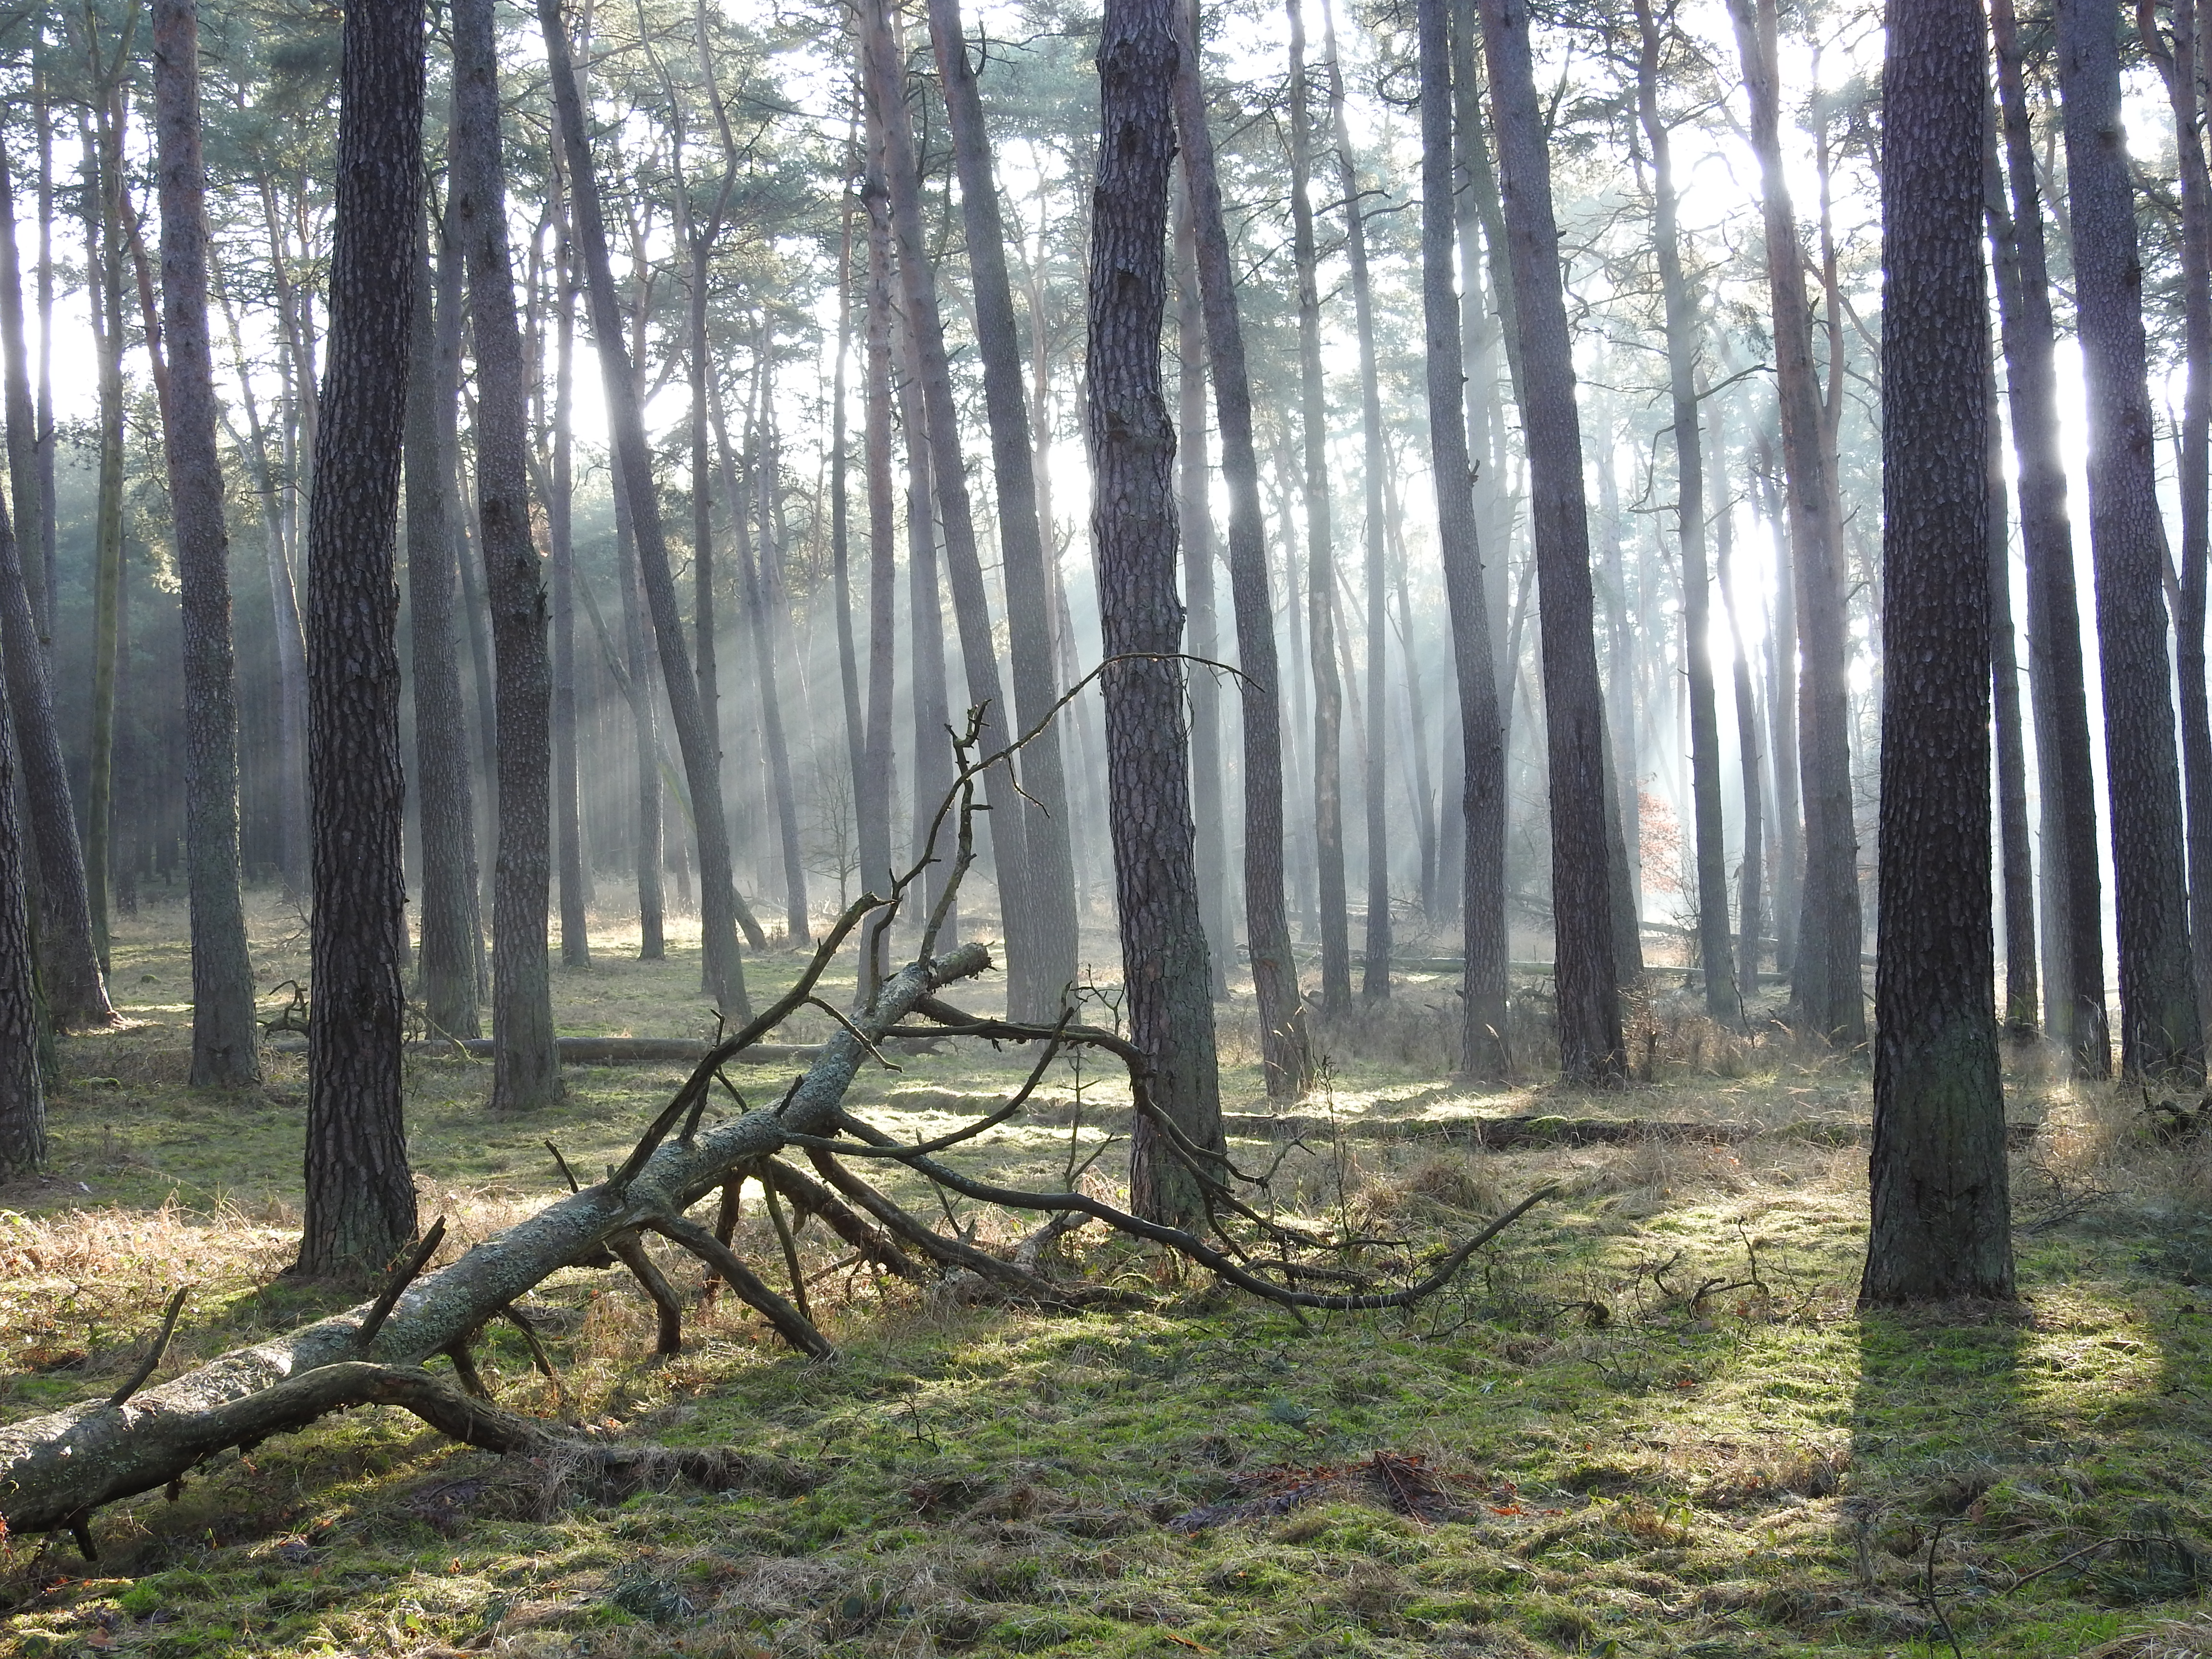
3 893 2211 1657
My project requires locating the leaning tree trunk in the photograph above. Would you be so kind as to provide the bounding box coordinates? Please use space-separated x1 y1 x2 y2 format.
1090 0 1226 1225
453 0 562 1112
2144 0 2212 1037
1730 0 1863 1050
301 0 426 1279
1634 0 1733 1022
1319 0 1392 1006
0 152 111 1031
858 0 1033 983
924 0 1080 1020
1169 0 1311 1098
152 0 259 1087
1475 0 1623 1084
1863 0 2013 1305
0 572 40 1179
1286 0 1352 1022
404 222 482 1044
1418 0 1507 1080
541 0 750 1021
2056 0 2203 1080
1990 0 2106 1071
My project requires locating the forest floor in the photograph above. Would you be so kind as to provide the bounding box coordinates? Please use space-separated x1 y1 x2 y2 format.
1 893 2211 1659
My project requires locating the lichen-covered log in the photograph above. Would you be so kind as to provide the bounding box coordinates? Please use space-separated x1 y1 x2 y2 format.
0 942 989 1538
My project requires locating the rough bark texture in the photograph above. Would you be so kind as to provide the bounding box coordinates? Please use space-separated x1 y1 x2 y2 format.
859 0 1031 977
1730 0 1863 1049
301 0 425 1279
1864 0 2014 1305
1089 0 1226 1225
1419 0 1507 1080
924 0 1080 1020
542 0 750 1021
0 497 43 1178
1475 0 1623 1083
454 0 562 1112
0 148 41 644
405 216 483 1043
1634 0 1732 1022
2056 0 2204 1079
1170 0 1310 1098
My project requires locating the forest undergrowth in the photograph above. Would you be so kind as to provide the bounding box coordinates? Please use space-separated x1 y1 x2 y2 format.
0 897 2208 1658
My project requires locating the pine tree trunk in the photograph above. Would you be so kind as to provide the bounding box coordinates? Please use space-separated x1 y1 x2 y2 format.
84 106 127 975
828 182 875 959
1712 406 1765 1004
858 0 1032 980
923 0 1080 1019
896 310 958 941
859 147 900 992
1286 0 1352 1022
453 0 562 1111
1987 343 2039 1043
1475 0 1623 1083
1169 0 1311 1097
2144 0 2212 1038
1634 0 1733 1022
613 464 665 958
0 149 42 625
550 207 589 967
1863 0 2013 1305
32 76 56 644
301 0 425 1279
2056 0 2203 1079
1173 182 1232 1001
1730 0 1863 1049
1090 0 1225 1225
0 557 42 1177
152 0 260 1087
541 0 750 1021
1419 0 1507 1079
404 219 482 1044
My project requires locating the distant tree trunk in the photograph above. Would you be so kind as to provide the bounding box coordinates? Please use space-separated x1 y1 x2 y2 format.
0 570 41 1178
549 208 589 967
924 0 1080 1019
453 0 562 1112
451 470 500 920
2144 0 2212 1037
827 178 874 940
896 311 958 942
858 0 1032 979
1475 0 1623 1083
1634 0 1733 1022
1755 445 1801 977
152 0 260 1088
301 0 425 1279
84 108 127 974
0 149 43 627
1091 0 1225 1225
1170 0 1311 1097
1863 0 2013 1305
859 145 900 991
1730 0 1863 1049
32 75 56 643
1419 0 1507 1079
1987 352 2039 1044
1712 406 1764 1004
1285 0 1352 1022
2056 0 2203 1079
542 0 750 1022
404 218 481 1043
613 463 665 958
1989 0 2105 1071
1387 489 1440 923
1174 181 1232 1001
0 156 111 1031
1315 0 1391 1005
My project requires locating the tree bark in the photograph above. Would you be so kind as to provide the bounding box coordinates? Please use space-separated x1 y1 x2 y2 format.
0 525 40 1176
896 309 959 944
1729 0 1863 1049
542 0 750 1021
1090 0 1226 1225
2056 0 2204 1079
453 0 563 1112
1987 343 2039 1043
301 0 426 1278
0 147 42 631
858 0 1032 978
550 198 589 968
1634 0 1733 1022
1989 0 2106 1072
84 106 127 974
405 217 483 1044
859 141 900 992
152 0 260 1088
924 0 1080 1020
1712 404 1764 1003
1170 0 1310 1097
1474 0 1623 1083
1863 0 2013 1305
1419 0 1507 1079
